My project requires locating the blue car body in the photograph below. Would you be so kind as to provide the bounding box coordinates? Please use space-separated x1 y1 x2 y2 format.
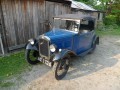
45 28 96 56
26 14 99 61
25 14 99 80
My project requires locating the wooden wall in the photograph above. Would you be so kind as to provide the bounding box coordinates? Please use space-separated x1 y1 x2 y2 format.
0 5 3 55
0 0 71 51
0 32 2 55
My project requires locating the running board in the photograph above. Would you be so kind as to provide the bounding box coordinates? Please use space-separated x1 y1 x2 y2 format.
78 48 92 57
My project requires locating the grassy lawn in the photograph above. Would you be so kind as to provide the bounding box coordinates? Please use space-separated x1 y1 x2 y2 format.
0 51 32 87
96 26 120 36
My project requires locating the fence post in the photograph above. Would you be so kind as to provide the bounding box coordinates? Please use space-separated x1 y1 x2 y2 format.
0 33 4 55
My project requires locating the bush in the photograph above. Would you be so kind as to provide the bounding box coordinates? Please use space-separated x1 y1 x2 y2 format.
97 22 119 31
104 15 117 25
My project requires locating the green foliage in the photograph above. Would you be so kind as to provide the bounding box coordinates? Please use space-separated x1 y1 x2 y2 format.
111 2 120 25
0 51 31 87
104 15 117 25
0 82 14 87
96 25 120 36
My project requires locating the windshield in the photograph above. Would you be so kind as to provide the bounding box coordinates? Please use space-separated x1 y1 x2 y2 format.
53 19 80 32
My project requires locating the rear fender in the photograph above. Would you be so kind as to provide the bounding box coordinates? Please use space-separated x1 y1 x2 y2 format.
53 49 70 61
26 43 38 51
96 36 99 45
93 35 99 45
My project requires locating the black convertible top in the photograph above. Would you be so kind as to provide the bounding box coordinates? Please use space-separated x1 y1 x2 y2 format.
54 14 96 21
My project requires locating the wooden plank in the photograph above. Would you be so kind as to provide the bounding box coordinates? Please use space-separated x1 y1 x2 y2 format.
20 0 28 43
8 44 26 51
0 28 2 54
8 0 17 46
28 1 34 38
11 0 19 45
33 1 39 37
1 0 11 47
20 0 29 42
1 0 17 47
0 34 5 54
0 0 8 54
26 1 34 39
38 1 45 35
14 0 26 45
0 2 3 54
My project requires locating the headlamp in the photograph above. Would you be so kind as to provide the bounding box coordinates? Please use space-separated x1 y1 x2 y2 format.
28 39 35 45
50 44 56 52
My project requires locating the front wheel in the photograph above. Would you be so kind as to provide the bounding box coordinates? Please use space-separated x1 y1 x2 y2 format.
53 55 70 80
25 49 40 65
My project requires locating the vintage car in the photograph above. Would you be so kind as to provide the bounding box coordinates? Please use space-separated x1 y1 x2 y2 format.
25 14 99 80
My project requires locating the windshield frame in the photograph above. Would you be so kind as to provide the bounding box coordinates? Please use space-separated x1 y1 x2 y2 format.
53 18 81 33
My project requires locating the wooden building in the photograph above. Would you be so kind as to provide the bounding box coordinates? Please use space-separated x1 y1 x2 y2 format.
0 0 71 55
70 1 104 21
70 1 104 28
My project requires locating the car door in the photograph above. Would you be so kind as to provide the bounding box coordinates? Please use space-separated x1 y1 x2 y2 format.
73 30 93 55
85 30 95 49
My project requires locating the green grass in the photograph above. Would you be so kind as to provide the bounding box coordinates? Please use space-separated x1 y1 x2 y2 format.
96 26 120 36
0 82 14 88
0 51 31 87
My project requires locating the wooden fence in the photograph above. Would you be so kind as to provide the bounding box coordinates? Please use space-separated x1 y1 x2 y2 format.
0 25 2 55
0 4 4 55
0 0 71 53
0 34 4 55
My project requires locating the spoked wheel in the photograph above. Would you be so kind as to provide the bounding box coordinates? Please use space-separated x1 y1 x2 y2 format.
53 55 70 80
25 49 40 65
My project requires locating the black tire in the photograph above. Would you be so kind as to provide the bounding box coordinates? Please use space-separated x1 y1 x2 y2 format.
25 49 40 65
89 42 96 54
53 55 70 80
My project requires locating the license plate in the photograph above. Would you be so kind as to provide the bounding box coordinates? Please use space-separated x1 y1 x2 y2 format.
38 57 52 67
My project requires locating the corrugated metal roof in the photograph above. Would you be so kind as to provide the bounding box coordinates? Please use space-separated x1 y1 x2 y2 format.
66 0 97 11
46 0 71 5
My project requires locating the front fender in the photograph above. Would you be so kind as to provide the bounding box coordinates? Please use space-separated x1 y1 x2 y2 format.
26 43 38 51
53 49 70 61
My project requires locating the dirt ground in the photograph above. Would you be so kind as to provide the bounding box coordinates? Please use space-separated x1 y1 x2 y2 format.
2 36 120 90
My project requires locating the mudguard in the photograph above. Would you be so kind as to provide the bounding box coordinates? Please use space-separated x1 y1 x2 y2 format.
53 49 70 61
26 43 38 51
96 36 99 45
93 35 99 45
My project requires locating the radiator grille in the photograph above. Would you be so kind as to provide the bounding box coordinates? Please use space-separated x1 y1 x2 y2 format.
39 38 50 59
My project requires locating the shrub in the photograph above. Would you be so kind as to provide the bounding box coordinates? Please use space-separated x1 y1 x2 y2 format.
104 15 117 25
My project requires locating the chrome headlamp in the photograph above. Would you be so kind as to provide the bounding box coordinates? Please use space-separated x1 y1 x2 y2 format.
28 39 35 45
50 44 56 52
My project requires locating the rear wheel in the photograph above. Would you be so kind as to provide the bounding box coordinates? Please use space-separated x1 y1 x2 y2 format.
25 49 40 65
53 55 70 80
